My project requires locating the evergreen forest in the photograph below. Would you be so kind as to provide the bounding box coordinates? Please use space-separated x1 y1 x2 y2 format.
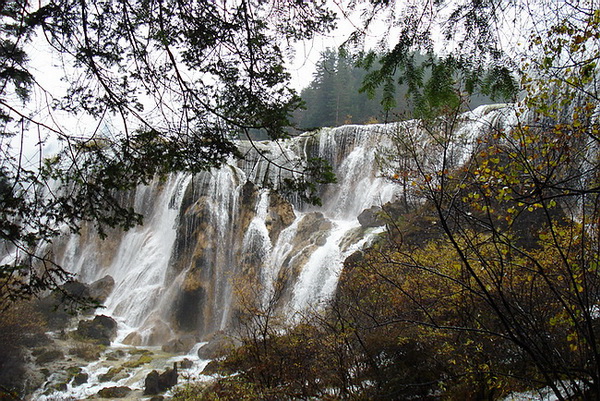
294 49 499 129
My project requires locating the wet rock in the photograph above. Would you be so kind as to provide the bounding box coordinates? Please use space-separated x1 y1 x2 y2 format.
36 349 64 364
76 315 117 345
295 212 332 247
162 335 197 353
68 343 102 361
97 386 131 398
144 370 160 395
146 319 173 346
241 180 258 206
179 358 193 369
172 280 206 333
267 192 296 242
357 206 385 227
72 372 88 386
105 349 126 361
122 331 142 346
89 275 115 303
99 367 125 382
197 331 234 359
66 366 81 376
149 397 165 401
339 226 370 252
144 363 178 395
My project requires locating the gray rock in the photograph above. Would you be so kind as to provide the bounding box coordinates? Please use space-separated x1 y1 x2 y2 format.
76 315 117 345
89 275 115 303
197 332 234 359
72 372 88 386
161 335 197 353
179 358 193 369
357 206 385 227
36 349 64 364
144 363 178 395
122 331 142 346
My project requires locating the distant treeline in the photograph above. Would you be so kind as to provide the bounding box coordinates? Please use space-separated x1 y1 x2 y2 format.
292 49 499 131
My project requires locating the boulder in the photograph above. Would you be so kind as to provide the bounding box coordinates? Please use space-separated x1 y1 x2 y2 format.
144 363 178 395
179 358 193 369
162 335 197 353
72 373 88 386
158 364 178 391
36 281 92 329
61 281 91 299
357 206 385 227
122 331 142 346
146 319 173 346
89 275 115 303
144 370 160 395
76 315 117 345
97 386 131 398
197 331 234 360
36 349 64 364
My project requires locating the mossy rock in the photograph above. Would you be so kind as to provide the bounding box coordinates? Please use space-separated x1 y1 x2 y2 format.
97 386 131 398
72 372 88 386
105 350 126 361
68 343 104 361
36 349 64 364
53 381 68 392
75 315 117 346
122 354 153 368
129 348 152 355
99 367 123 382
66 366 82 377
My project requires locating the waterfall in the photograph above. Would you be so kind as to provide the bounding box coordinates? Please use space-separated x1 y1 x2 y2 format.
46 104 518 345
21 104 524 401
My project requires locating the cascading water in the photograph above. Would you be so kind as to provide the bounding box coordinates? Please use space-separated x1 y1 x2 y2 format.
25 104 518 400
